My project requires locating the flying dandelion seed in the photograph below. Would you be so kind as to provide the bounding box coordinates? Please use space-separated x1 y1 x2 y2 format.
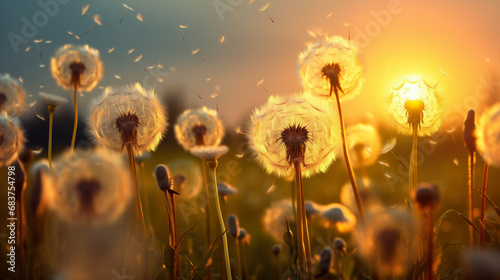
389 78 442 136
378 161 390 168
89 83 168 155
248 92 340 178
381 137 397 154
453 158 459 166
326 12 333 18
39 64 45 68
18 77 24 84
119 3 134 24
179 25 188 41
74 35 80 40
25 46 31 52
298 35 363 101
235 153 244 158
175 107 224 151
257 79 268 92
0 73 27 116
81 4 89 15
34 39 44 57
67 31 73 35
128 48 135 54
206 77 212 82
114 75 121 79
136 12 143 21
192 48 200 55
0 115 24 167
28 101 37 107
209 92 218 99
259 2 270 12
248 0 255 4
134 54 142 62
108 47 115 53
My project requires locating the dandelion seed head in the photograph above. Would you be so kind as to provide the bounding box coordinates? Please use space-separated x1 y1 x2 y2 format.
0 73 27 115
89 83 168 155
190 145 229 161
320 203 356 233
168 158 202 199
175 107 224 150
477 104 500 166
39 92 68 108
263 199 294 241
248 92 340 178
0 115 24 167
50 44 103 92
389 79 441 136
50 148 132 225
346 123 382 168
298 35 363 101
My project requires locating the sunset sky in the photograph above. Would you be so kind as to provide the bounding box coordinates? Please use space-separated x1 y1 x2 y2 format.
1 0 500 129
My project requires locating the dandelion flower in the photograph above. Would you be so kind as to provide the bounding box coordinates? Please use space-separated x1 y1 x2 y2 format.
51 148 132 225
0 115 24 167
389 78 441 136
89 83 168 155
477 104 500 166
346 123 382 168
175 107 224 150
190 145 228 161
320 203 357 233
248 92 340 178
298 35 363 100
263 199 294 241
50 44 103 92
0 73 26 115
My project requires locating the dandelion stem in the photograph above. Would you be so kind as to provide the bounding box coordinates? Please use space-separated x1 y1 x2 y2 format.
479 162 489 247
169 191 181 278
140 162 151 233
276 254 282 280
47 107 55 172
410 125 418 195
126 145 146 239
70 83 78 155
333 88 365 223
293 161 311 279
241 243 249 280
236 239 243 279
200 158 212 280
468 151 476 246
209 159 232 280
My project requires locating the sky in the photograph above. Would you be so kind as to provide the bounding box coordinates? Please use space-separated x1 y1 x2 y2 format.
1 0 500 129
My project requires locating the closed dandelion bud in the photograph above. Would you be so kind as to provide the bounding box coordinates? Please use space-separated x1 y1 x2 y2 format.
227 214 240 239
272 244 282 256
333 237 347 255
414 182 440 212
239 228 251 245
318 247 333 275
464 109 476 154
304 200 321 219
154 164 172 191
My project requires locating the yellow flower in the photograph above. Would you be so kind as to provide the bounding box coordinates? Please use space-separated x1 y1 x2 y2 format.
389 78 442 136
298 35 363 101
346 123 382 168
175 107 225 150
477 104 500 166
0 73 26 116
50 44 103 92
51 148 132 225
248 92 340 178
89 83 168 155
0 115 24 167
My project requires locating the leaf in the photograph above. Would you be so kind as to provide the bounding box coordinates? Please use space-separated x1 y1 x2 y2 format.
473 188 500 217
162 243 175 277
192 229 227 277
411 242 463 280
174 222 197 251
283 217 298 278
433 209 492 245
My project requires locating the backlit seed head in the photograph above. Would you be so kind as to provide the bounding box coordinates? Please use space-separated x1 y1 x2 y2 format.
346 123 382 168
263 199 294 241
0 115 24 167
298 35 363 101
39 92 69 108
175 107 224 150
477 104 500 166
50 44 103 91
0 73 26 116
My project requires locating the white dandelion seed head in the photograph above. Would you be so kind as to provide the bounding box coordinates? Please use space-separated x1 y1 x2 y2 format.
50 44 103 92
477 103 500 166
320 203 357 233
175 107 225 151
0 73 27 116
39 92 69 108
298 35 364 101
0 115 24 167
262 199 294 242
88 83 168 155
167 158 202 199
190 145 229 161
340 178 382 215
248 92 341 178
50 148 133 226
346 123 382 168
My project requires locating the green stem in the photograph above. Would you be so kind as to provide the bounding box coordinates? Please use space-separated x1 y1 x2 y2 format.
209 160 232 280
479 162 489 247
70 83 78 155
468 152 476 246
333 89 365 224
48 108 55 172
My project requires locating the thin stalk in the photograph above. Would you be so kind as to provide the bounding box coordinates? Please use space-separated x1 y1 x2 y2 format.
140 162 151 233
47 108 55 172
241 243 249 280
126 145 146 239
164 191 177 278
298 166 313 280
220 198 227 280
479 162 489 247
333 89 365 223
410 125 418 195
169 191 181 278
293 162 306 278
235 239 243 279
427 213 434 280
468 152 476 246
276 254 282 280
200 159 212 280
70 83 78 155
209 160 232 280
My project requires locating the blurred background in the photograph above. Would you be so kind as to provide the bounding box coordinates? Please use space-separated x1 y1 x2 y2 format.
1 0 500 278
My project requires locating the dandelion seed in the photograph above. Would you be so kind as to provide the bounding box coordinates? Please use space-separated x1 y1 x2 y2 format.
157 63 164 69
147 65 155 69
175 107 224 150
428 140 437 145
81 4 89 15
453 158 459 166
114 75 121 79
381 137 397 154
25 46 31 52
259 2 270 12
439 68 448 76
108 47 115 53
134 54 142 62
384 173 392 179
326 12 333 18
89 83 168 155
39 64 45 68
34 39 44 57
119 3 133 24
206 77 212 82
248 0 255 4
28 101 37 107
209 92 218 99
74 35 80 40
0 115 24 167
192 48 200 55
136 12 143 21
45 40 52 44
235 153 244 158
68 31 74 35
266 184 276 194
128 48 135 54
18 77 24 83
378 161 390 168
0 73 27 116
